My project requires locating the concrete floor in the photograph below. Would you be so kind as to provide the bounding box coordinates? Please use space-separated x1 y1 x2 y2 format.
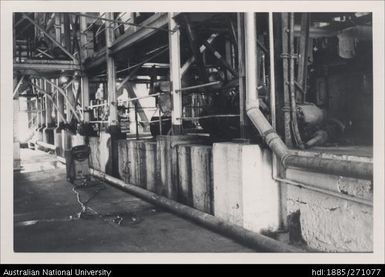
14 148 254 252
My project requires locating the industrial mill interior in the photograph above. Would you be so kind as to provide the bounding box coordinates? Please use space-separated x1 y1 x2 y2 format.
11 11 374 253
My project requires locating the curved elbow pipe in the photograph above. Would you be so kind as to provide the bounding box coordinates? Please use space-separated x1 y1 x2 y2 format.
246 106 372 180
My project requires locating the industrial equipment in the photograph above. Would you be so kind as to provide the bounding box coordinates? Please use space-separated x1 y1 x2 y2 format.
65 145 91 184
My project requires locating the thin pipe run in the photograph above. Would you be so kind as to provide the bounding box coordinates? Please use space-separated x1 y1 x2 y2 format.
176 81 221 93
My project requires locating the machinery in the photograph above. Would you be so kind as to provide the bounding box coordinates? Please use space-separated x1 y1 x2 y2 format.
66 145 91 184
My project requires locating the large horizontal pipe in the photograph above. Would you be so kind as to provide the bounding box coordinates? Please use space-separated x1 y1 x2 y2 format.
90 169 302 253
284 154 372 180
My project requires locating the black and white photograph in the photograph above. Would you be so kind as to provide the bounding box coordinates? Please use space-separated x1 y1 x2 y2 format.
1 0 384 265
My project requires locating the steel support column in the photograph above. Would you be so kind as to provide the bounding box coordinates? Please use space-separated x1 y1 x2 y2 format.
43 79 53 143
105 13 118 126
168 13 182 134
13 76 21 170
244 13 258 110
40 79 46 129
62 85 73 152
237 13 247 139
80 13 91 123
55 79 64 156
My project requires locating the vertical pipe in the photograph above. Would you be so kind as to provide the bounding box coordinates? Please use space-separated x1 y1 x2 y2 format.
135 102 139 140
79 13 89 60
281 13 293 147
40 79 46 128
289 13 304 148
237 13 247 138
80 13 90 123
56 79 64 126
55 13 61 45
45 80 53 127
54 78 64 156
244 12 258 109
269 12 286 229
158 99 163 135
44 79 53 144
13 75 21 170
35 80 41 129
65 85 75 123
297 13 310 103
63 13 71 52
269 12 278 181
105 12 118 126
63 85 72 154
169 12 182 134
81 76 90 122
269 13 277 130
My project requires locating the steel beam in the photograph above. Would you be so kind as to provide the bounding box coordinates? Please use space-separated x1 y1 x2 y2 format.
184 14 209 83
110 13 169 55
14 61 80 74
22 14 77 62
13 75 25 99
181 33 218 76
124 83 149 125
85 13 169 71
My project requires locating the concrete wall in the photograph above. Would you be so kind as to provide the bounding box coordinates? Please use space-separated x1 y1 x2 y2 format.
115 136 212 207
87 133 373 252
285 168 373 252
117 139 158 192
212 143 281 234
156 135 209 200
177 145 213 214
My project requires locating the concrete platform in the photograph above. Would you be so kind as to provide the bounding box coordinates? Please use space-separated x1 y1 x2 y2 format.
14 149 254 252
